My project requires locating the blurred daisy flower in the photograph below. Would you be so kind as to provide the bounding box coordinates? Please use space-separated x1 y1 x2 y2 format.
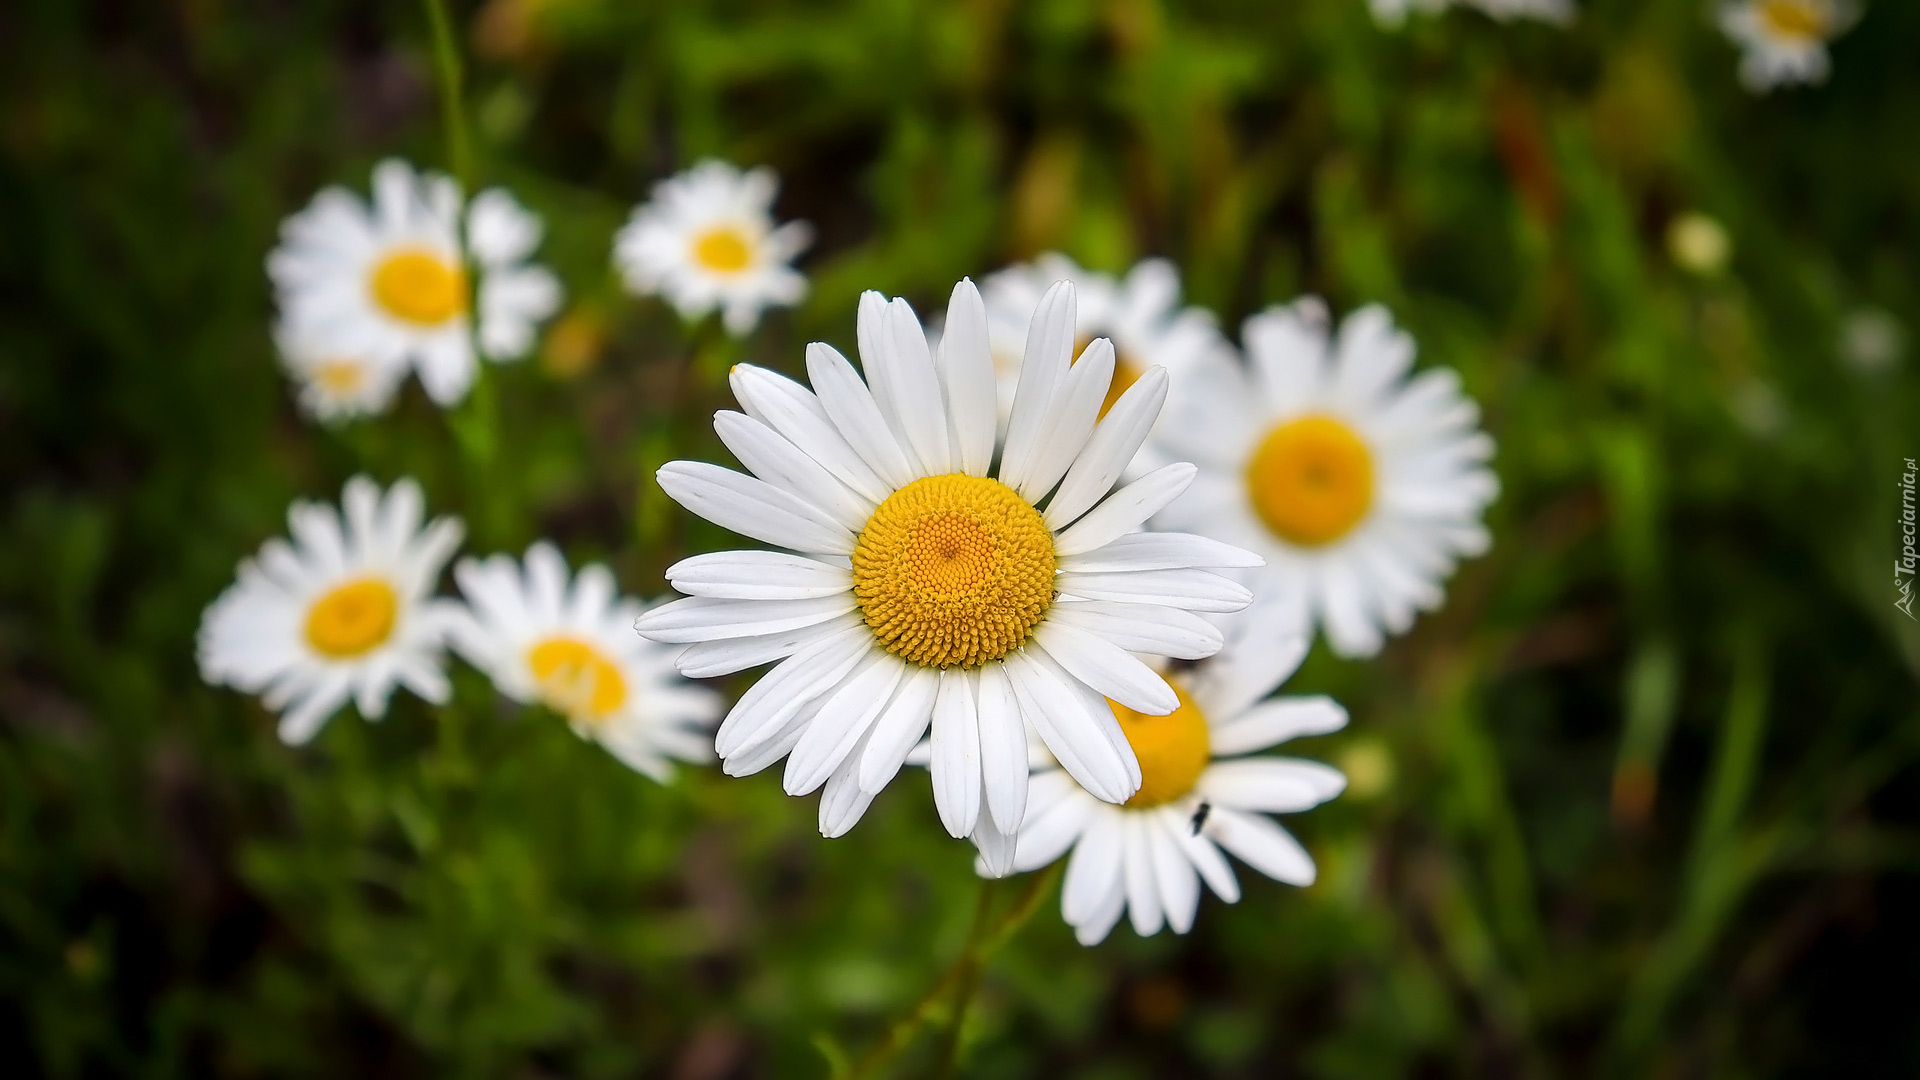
636 280 1260 868
1370 0 1574 27
979 254 1229 435
1002 611 1346 945
274 323 407 422
269 160 562 407
198 477 465 745
1151 298 1498 658
613 160 812 336
451 543 721 781
1718 0 1858 92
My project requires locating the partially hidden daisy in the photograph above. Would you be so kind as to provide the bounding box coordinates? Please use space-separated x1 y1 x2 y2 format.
1151 298 1497 658
1717 0 1857 92
275 322 408 423
635 280 1262 870
197 476 465 745
1001 608 1347 945
269 160 562 407
979 253 1229 433
612 160 812 336
450 543 721 782
1369 0 1573 26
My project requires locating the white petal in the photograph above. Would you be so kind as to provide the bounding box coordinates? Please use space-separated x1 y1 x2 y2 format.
673 612 865 678
1052 463 1197 557
665 550 853 600
1208 696 1348 756
1013 773 1096 872
1175 824 1241 903
634 594 854 643
855 292 919 464
783 653 905 795
713 411 872 530
1123 814 1165 936
1048 601 1224 660
976 662 1029 834
1043 365 1168 529
937 279 996 476
1055 568 1251 613
1199 758 1346 813
882 296 953 474
730 364 892 504
1148 811 1202 935
808 342 916 490
930 670 983 838
1057 531 1264 573
972 809 1019 879
1062 810 1125 924
858 664 940 793
1003 650 1137 804
1207 807 1317 886
1030 622 1177 715
1013 337 1112 502
999 281 1076 493
713 627 872 757
655 462 855 555
819 725 881 838
1193 608 1310 720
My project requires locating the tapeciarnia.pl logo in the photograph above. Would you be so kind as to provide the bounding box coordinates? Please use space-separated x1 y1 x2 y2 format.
1899 457 1917 620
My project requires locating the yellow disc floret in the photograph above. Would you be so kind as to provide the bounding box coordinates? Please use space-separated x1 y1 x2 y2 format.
1245 414 1376 548
527 636 628 721
304 578 398 659
691 226 754 273
369 248 468 326
1757 0 1827 41
852 474 1056 669
1111 684 1210 808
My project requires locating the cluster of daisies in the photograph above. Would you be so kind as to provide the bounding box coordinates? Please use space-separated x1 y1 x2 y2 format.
1374 0 1862 95
206 149 1500 945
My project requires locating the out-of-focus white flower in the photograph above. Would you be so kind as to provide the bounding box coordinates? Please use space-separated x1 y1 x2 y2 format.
198 477 465 744
612 160 812 336
275 324 408 423
451 543 722 782
1718 0 1858 93
1840 308 1904 374
1151 298 1498 658
1667 213 1733 277
635 281 1260 867
997 610 1345 945
269 160 562 406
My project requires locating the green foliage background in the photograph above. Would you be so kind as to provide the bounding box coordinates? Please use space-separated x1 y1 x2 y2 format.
4 0 1919 1076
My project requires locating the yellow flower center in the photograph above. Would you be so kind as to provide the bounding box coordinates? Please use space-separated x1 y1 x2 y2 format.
1111 684 1210 808
1757 0 1827 41
304 578 398 659
311 359 367 396
526 636 628 721
691 226 754 273
1074 335 1143 420
852 474 1057 669
368 248 467 327
1246 414 1376 548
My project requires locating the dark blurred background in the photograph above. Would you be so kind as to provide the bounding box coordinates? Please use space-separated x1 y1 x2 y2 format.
2 0 1918 1076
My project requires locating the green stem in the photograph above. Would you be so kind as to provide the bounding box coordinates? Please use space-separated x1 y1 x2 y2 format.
421 0 474 192
841 863 1062 1080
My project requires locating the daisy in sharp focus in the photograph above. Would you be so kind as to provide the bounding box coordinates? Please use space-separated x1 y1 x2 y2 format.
1150 298 1498 659
450 543 721 781
197 477 465 745
269 160 562 407
275 323 408 423
613 160 812 336
980 253 1229 434
635 280 1262 870
1001 608 1346 945
1717 0 1857 92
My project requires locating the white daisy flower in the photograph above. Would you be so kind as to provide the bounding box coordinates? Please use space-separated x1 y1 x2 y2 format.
1002 612 1346 946
269 159 562 407
635 280 1262 870
1717 0 1857 92
612 160 812 336
450 543 722 782
197 477 465 745
275 323 408 423
979 253 1229 435
1151 298 1498 659
1370 0 1573 26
